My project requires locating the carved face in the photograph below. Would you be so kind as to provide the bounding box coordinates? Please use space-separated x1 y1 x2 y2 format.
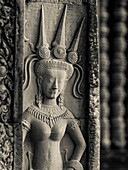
39 69 66 99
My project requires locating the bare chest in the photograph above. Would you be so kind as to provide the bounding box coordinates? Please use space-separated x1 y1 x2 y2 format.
30 117 67 142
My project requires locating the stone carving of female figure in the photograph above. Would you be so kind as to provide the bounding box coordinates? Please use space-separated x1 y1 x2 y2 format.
22 5 86 170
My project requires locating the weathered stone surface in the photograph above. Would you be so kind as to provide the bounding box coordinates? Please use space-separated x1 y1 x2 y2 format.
0 0 15 123
14 0 24 122
0 123 14 169
27 0 87 5
88 0 100 170
13 123 22 170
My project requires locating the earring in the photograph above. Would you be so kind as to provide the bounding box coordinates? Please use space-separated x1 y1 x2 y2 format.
58 82 67 109
58 93 64 109
35 78 42 108
35 94 42 108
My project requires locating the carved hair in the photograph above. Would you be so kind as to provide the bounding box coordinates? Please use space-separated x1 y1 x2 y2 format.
34 59 74 81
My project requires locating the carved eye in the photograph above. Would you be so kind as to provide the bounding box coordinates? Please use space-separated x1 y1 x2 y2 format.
48 78 53 83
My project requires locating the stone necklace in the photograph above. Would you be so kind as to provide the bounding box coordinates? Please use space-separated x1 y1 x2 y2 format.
28 104 69 128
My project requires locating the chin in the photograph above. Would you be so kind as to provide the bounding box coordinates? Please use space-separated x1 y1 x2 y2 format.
48 95 57 99
48 92 58 99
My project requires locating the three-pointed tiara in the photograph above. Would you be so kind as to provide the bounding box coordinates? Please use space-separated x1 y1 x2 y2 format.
24 4 85 99
36 5 85 62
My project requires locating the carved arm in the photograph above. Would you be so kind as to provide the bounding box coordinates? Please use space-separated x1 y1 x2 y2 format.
22 110 31 143
67 122 86 161
65 119 86 170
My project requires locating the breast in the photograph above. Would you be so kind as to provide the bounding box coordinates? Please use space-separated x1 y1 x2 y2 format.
29 118 67 142
30 120 51 142
50 121 67 141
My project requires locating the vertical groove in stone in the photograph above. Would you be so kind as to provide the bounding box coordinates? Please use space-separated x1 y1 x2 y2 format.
13 0 25 169
126 1 128 147
100 0 111 149
110 0 127 148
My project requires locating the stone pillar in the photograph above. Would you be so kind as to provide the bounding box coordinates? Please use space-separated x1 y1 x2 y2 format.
110 0 127 148
88 0 100 169
100 0 111 149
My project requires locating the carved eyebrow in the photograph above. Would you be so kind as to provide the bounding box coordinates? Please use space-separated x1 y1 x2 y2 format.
44 73 66 79
44 74 54 78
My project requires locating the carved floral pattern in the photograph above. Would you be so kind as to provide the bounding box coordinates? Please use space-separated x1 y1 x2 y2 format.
0 0 15 169
0 123 14 170
0 0 15 122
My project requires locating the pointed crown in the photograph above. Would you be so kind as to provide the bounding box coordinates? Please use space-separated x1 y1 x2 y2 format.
35 5 84 76
24 5 84 91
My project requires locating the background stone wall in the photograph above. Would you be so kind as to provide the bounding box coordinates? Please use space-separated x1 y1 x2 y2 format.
100 0 128 169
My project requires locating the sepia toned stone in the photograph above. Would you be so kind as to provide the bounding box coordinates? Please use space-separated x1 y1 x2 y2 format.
0 0 99 169
27 0 87 5
110 0 127 149
22 3 86 170
100 0 111 150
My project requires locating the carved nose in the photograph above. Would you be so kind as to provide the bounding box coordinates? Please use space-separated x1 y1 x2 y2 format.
52 79 58 89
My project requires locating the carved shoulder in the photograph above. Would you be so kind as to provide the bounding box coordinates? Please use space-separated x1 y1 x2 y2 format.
64 107 79 133
22 107 32 132
22 107 32 122
63 107 76 120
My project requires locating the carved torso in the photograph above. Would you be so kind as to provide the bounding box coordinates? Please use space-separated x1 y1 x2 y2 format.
22 104 78 170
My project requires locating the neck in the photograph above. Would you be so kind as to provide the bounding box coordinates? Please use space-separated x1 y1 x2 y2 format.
43 97 57 106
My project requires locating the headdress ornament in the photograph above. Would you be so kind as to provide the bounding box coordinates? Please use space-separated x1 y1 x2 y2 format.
36 5 50 58
23 5 85 99
52 5 67 59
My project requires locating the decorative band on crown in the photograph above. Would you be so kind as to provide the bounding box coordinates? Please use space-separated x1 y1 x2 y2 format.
35 59 74 81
